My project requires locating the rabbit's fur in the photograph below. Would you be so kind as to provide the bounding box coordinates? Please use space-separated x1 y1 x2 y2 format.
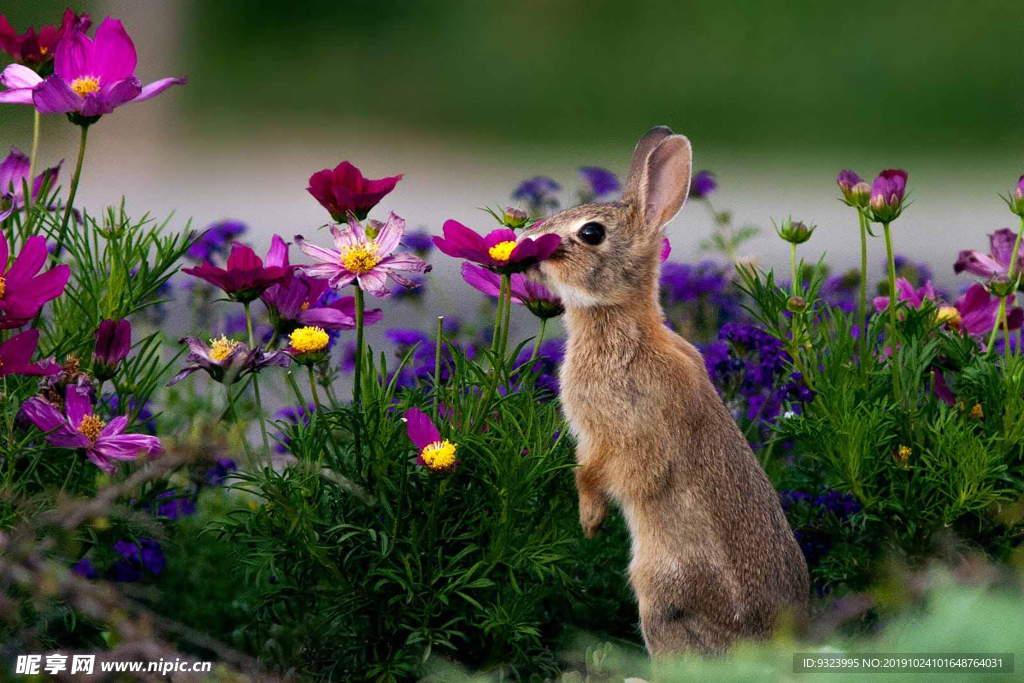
519 127 808 656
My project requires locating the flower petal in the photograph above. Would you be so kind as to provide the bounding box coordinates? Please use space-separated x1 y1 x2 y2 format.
32 75 80 114
131 76 187 103
405 407 440 450
90 17 137 83
374 212 405 257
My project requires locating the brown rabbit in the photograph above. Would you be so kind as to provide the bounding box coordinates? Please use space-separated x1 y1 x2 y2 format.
518 126 808 656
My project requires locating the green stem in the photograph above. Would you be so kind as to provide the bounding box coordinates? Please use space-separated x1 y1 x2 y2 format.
789 242 799 296
225 383 254 461
243 302 271 456
882 222 902 404
858 211 869 378
1003 303 1012 363
307 364 321 409
529 317 547 362
986 298 1006 358
284 369 306 406
25 109 40 214
498 273 513 391
433 316 443 422
475 274 513 426
353 284 364 406
491 275 506 357
54 123 89 261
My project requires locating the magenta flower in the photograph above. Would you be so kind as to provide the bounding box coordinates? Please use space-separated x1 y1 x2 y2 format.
0 147 61 221
836 169 870 207
0 8 89 67
295 212 431 298
21 385 163 474
462 263 563 319
0 328 58 377
3 17 186 120
404 407 458 473
954 283 1023 337
307 161 402 222
182 239 292 303
168 336 290 386
261 235 383 333
434 220 560 274
872 278 936 313
867 169 908 223
954 228 1023 279
0 232 70 327
93 319 130 380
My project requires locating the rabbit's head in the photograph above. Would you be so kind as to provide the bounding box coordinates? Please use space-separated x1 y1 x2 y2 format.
519 126 692 308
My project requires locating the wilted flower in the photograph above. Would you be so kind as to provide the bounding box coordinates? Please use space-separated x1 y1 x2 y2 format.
512 176 560 214
405 406 458 473
168 336 290 386
954 228 1023 279
836 169 870 207
307 161 402 222
0 147 61 221
92 319 130 380
8 18 186 121
461 263 563 319
296 212 431 297
775 218 816 245
434 220 560 274
0 9 89 67
188 220 247 262
579 167 621 199
0 233 70 327
867 169 908 223
183 239 292 303
0 328 58 377
690 170 717 199
21 385 164 473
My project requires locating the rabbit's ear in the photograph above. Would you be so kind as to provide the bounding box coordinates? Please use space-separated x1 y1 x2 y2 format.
637 134 692 230
624 126 674 200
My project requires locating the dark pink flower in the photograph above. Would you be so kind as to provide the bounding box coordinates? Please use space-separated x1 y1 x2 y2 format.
21 385 163 473
0 232 70 326
661 238 672 262
954 282 1023 337
296 212 430 298
93 319 130 379
404 406 458 472
307 161 402 222
868 169 908 223
183 239 291 303
6 17 186 120
461 263 563 319
434 220 560 274
872 278 936 313
0 8 89 67
953 228 1023 279
0 328 58 377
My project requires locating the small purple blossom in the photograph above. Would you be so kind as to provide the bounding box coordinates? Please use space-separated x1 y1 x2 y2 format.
689 171 717 199
579 167 621 198
512 176 560 214
109 538 165 582
188 220 247 262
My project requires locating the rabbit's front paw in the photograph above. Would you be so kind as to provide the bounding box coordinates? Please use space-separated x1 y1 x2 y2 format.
579 497 607 539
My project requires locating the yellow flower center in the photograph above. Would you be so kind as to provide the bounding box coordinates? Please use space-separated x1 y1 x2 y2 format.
289 326 329 354
209 335 239 362
421 439 457 471
0 275 6 299
936 306 961 328
487 240 517 262
70 76 101 97
340 242 381 274
968 403 984 419
77 414 107 442
300 301 311 311
896 445 912 461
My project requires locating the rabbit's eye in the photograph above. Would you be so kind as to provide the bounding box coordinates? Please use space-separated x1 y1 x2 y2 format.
578 222 605 246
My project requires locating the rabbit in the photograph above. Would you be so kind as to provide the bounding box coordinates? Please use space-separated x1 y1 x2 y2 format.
517 126 809 657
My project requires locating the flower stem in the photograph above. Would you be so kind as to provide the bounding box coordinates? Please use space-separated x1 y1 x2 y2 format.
433 316 443 422
307 364 322 409
987 298 1007 358
225 383 254 461
353 284 364 406
882 222 902 404
491 275 506 357
530 317 547 362
25 109 40 215
54 123 89 262
857 210 869 378
790 242 799 295
1003 303 1012 362
243 301 271 456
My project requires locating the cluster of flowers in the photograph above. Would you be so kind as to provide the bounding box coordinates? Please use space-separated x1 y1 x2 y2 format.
780 489 862 567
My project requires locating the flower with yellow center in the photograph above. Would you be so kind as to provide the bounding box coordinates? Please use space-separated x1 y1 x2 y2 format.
208 335 240 362
421 439 458 472
77 414 107 443
487 240 517 262
289 326 330 354
894 445 912 465
340 242 381 274
70 75 101 97
968 403 984 419
936 306 961 329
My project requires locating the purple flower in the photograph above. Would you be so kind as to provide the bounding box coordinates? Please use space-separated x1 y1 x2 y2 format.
21 385 164 473
461 263 563 319
188 220 247 262
0 9 90 68
404 407 458 472
151 490 197 519
386 328 431 348
71 558 97 579
168 336 290 386
307 161 402 222
512 176 560 213
954 228 1023 279
872 278 937 313
101 394 156 435
579 167 621 198
402 228 435 256
296 212 431 298
434 220 560 274
273 404 316 454
867 169 908 223
206 458 237 486
109 538 165 581
93 319 130 380
690 170 717 199
0 328 58 377
954 283 1023 337
10 18 186 120
0 147 61 221
0 233 70 326
183 239 292 303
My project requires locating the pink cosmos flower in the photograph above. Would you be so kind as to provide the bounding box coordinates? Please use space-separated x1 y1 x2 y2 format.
0 328 58 377
0 232 71 327
954 283 1023 337
0 17 186 118
183 239 292 303
295 212 431 298
0 147 61 221
953 228 1023 279
461 263 563 319
307 161 402 222
404 406 458 473
433 220 560 274
21 385 163 473
872 278 936 313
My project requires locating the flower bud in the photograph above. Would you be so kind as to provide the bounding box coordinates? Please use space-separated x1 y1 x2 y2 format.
786 295 807 313
836 170 869 207
987 274 1016 298
1009 174 1024 217
92 319 131 381
502 206 529 229
364 219 384 240
776 218 816 245
867 169 908 223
